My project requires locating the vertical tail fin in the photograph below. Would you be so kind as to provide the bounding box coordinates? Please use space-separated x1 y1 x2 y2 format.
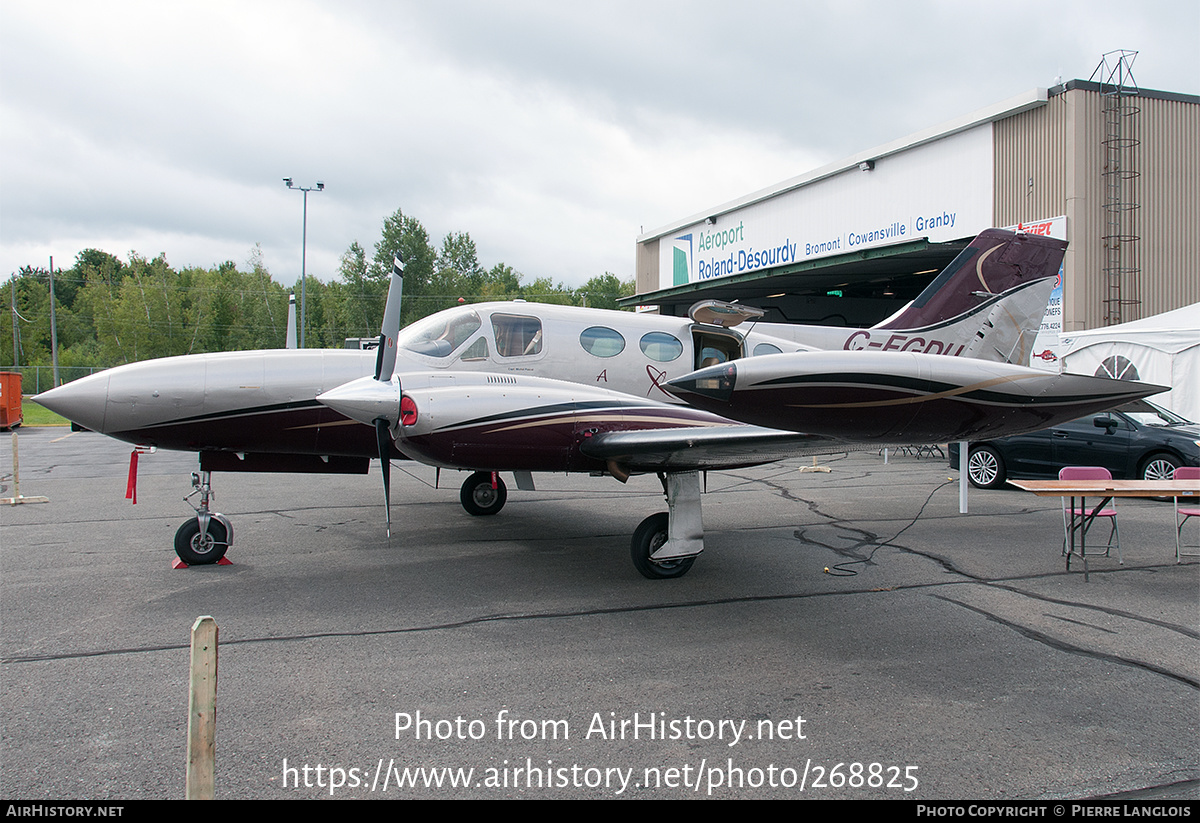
878 229 1066 331
874 229 1065 364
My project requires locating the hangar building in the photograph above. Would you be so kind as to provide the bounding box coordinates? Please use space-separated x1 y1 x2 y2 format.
627 78 1198 361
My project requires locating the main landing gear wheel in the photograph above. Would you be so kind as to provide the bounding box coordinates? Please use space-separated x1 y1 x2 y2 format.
631 512 696 580
174 519 229 565
460 471 507 516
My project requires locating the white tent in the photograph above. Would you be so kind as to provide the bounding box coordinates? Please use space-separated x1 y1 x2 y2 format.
1059 303 1200 421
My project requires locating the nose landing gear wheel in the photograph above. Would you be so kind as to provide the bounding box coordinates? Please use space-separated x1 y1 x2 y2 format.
460 471 507 516
174 519 229 565
631 512 696 579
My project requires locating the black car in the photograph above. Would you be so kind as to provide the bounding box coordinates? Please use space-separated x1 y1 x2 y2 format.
950 399 1200 489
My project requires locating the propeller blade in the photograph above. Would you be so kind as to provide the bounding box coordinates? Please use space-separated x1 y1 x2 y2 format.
375 417 392 538
317 374 404 537
339 250 402 538
373 256 405 382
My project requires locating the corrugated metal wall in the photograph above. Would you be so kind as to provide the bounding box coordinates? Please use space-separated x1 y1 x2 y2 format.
635 241 659 297
995 85 1199 331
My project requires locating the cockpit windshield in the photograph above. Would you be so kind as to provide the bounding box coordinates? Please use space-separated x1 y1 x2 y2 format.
396 307 482 358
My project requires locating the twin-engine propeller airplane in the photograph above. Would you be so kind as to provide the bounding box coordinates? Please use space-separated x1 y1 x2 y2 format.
34 229 1163 578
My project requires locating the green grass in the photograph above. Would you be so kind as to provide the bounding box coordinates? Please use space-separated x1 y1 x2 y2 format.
18 396 71 427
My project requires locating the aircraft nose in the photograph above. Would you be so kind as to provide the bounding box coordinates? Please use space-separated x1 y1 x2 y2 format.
32 372 111 432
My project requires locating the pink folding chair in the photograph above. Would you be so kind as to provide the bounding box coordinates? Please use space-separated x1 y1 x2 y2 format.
1060 466 1121 564
1173 467 1200 562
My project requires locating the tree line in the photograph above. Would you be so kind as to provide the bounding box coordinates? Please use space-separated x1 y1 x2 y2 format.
1 207 635 381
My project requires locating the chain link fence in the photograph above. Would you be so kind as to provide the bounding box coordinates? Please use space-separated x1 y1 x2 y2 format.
0 366 102 395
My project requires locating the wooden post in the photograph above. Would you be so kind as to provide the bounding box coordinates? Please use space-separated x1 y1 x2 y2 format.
186 616 218 800
797 455 830 473
1 431 50 505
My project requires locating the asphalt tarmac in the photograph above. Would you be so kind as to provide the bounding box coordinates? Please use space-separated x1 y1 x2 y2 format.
1 427 1197 800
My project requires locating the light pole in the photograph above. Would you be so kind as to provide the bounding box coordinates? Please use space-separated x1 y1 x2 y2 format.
283 177 324 348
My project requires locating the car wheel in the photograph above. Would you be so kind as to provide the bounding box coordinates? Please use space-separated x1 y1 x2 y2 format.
1140 452 1181 481
967 445 1007 489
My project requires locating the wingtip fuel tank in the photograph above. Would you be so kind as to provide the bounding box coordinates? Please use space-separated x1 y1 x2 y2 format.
666 351 1167 443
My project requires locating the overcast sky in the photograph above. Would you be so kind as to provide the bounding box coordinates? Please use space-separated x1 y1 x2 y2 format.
2 0 1197 287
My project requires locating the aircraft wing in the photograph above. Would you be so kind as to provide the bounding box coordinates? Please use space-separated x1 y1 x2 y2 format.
579 424 834 472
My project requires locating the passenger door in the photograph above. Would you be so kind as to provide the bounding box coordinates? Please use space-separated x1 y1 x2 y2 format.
691 328 744 370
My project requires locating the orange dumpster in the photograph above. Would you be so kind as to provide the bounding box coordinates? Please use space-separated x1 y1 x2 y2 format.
0 372 22 430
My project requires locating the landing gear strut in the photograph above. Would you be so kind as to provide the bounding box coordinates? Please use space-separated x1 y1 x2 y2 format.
460 471 507 516
174 470 233 565
630 472 703 579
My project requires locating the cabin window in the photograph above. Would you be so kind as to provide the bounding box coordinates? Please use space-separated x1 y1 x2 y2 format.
397 308 481 358
492 314 543 357
459 336 489 362
579 326 625 358
753 343 782 356
640 332 683 362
